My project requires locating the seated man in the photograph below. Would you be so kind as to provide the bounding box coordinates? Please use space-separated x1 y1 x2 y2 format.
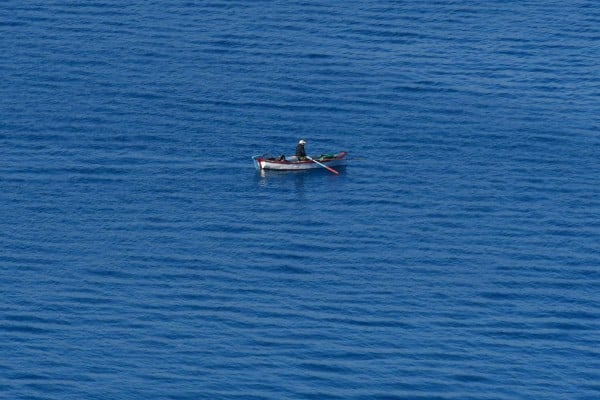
295 139 307 161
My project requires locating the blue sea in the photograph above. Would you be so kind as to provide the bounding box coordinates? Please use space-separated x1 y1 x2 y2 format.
1 1 599 399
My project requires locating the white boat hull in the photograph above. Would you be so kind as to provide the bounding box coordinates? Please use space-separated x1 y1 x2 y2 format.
253 152 347 171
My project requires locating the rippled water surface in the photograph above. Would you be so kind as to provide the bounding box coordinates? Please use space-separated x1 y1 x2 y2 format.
1 1 599 399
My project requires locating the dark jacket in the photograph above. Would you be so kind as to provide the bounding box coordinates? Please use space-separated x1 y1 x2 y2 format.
295 143 306 159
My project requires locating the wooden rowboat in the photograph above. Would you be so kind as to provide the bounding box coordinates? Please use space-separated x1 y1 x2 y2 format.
253 151 347 172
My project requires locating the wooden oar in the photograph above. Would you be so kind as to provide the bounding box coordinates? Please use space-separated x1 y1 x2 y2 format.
306 156 339 175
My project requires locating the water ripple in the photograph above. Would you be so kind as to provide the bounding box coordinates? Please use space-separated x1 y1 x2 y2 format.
1 1 599 399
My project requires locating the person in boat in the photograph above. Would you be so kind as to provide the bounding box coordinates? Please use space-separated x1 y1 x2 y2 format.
295 139 307 161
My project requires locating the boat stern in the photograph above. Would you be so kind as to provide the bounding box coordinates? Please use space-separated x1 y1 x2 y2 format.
252 155 264 170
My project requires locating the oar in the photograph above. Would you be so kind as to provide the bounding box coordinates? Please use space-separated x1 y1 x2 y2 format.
306 156 339 175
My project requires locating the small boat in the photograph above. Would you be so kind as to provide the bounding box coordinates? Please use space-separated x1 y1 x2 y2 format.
253 151 347 172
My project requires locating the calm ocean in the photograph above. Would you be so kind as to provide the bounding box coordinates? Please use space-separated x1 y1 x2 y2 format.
1 1 599 399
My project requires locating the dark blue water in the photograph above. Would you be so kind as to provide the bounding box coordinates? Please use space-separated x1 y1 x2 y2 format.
1 1 599 399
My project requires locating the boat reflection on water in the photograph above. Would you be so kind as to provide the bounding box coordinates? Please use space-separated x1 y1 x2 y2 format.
255 166 346 196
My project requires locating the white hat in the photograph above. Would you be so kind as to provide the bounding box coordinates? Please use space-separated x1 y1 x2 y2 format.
299 139 306 144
